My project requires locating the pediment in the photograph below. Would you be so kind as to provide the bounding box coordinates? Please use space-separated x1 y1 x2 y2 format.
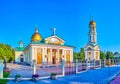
44 35 65 45
87 47 92 50
84 45 93 50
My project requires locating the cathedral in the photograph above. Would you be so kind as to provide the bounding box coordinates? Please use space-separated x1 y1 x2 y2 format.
15 27 74 65
84 19 100 60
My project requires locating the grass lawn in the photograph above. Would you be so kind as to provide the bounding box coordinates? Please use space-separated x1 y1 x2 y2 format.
0 71 10 84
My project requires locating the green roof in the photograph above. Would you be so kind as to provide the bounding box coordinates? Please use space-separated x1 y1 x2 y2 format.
31 42 74 48
15 47 25 51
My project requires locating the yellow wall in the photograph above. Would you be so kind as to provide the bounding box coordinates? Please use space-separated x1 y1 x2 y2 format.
15 51 24 62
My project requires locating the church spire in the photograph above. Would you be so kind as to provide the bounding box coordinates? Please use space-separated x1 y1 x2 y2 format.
89 19 97 43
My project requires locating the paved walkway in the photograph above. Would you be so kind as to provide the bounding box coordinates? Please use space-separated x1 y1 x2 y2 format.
110 72 120 84
8 66 120 84
7 63 62 77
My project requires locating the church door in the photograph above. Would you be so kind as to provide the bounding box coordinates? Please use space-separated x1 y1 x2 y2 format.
37 54 42 64
20 58 24 62
52 56 56 64
52 49 56 64
37 49 42 64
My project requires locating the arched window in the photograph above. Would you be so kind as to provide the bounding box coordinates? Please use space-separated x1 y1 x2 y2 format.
20 54 23 56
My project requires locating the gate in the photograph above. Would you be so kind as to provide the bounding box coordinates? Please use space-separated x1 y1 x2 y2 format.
65 61 76 75
101 60 105 67
89 60 94 69
95 60 100 68
78 60 86 72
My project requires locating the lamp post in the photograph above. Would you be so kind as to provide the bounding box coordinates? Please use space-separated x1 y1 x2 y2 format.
108 58 111 76
33 59 36 75
3 56 7 70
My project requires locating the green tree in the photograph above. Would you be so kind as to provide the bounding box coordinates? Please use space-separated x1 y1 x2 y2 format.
0 47 5 60
73 52 78 60
114 52 119 55
106 51 114 59
78 48 85 61
100 51 106 59
0 43 15 62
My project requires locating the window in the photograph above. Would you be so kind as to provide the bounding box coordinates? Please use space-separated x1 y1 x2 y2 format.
20 54 23 56
96 52 99 60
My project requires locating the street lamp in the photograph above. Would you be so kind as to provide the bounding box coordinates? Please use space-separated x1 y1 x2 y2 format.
108 58 111 76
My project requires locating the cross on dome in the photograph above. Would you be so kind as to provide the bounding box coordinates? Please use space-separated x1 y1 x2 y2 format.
51 28 56 35
35 25 38 33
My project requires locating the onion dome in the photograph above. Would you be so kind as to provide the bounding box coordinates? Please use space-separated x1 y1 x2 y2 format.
31 27 42 42
89 20 96 25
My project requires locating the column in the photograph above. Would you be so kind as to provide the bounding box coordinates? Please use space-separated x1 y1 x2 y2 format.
61 59 65 76
33 60 36 75
70 50 72 62
99 59 101 68
50 48 52 64
92 51 94 60
31 47 34 66
64 49 66 62
44 47 47 63
104 59 106 67
86 59 88 70
35 48 37 61
85 52 88 60
0 60 3 78
58 49 60 64
75 59 78 73
62 49 65 60
42 47 45 64
71 49 73 62
70 49 73 62
93 59 95 69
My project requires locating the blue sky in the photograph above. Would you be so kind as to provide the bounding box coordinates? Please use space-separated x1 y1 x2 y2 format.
0 0 120 52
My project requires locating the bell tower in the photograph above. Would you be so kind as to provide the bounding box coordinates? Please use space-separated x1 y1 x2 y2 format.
84 19 100 60
89 19 97 43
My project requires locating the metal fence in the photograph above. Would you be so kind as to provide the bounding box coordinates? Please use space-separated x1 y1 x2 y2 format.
65 62 76 75
63 59 120 75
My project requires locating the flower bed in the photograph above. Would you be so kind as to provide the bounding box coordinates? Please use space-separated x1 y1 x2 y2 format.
15 74 21 82
32 74 39 81
50 73 57 80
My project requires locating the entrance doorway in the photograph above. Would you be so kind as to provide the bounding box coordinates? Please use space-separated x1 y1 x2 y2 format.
37 49 42 64
20 58 24 62
52 56 56 64
52 49 56 64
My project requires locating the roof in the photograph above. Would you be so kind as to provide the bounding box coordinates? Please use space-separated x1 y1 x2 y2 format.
89 42 98 47
15 47 25 51
30 42 74 48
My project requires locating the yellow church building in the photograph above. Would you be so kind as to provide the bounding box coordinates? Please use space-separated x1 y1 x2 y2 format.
15 27 74 65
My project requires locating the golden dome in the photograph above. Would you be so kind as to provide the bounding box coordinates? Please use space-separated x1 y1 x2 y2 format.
89 20 96 25
31 28 42 42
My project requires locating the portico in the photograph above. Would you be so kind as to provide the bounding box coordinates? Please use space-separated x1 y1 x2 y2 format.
25 45 73 65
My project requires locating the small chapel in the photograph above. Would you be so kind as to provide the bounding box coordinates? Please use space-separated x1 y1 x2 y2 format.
84 19 100 60
15 27 74 65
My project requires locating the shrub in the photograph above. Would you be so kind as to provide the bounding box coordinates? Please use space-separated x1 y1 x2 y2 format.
51 73 57 76
0 71 10 84
15 74 21 78
32 74 39 77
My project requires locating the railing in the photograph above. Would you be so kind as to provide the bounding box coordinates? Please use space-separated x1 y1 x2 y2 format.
64 59 120 75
